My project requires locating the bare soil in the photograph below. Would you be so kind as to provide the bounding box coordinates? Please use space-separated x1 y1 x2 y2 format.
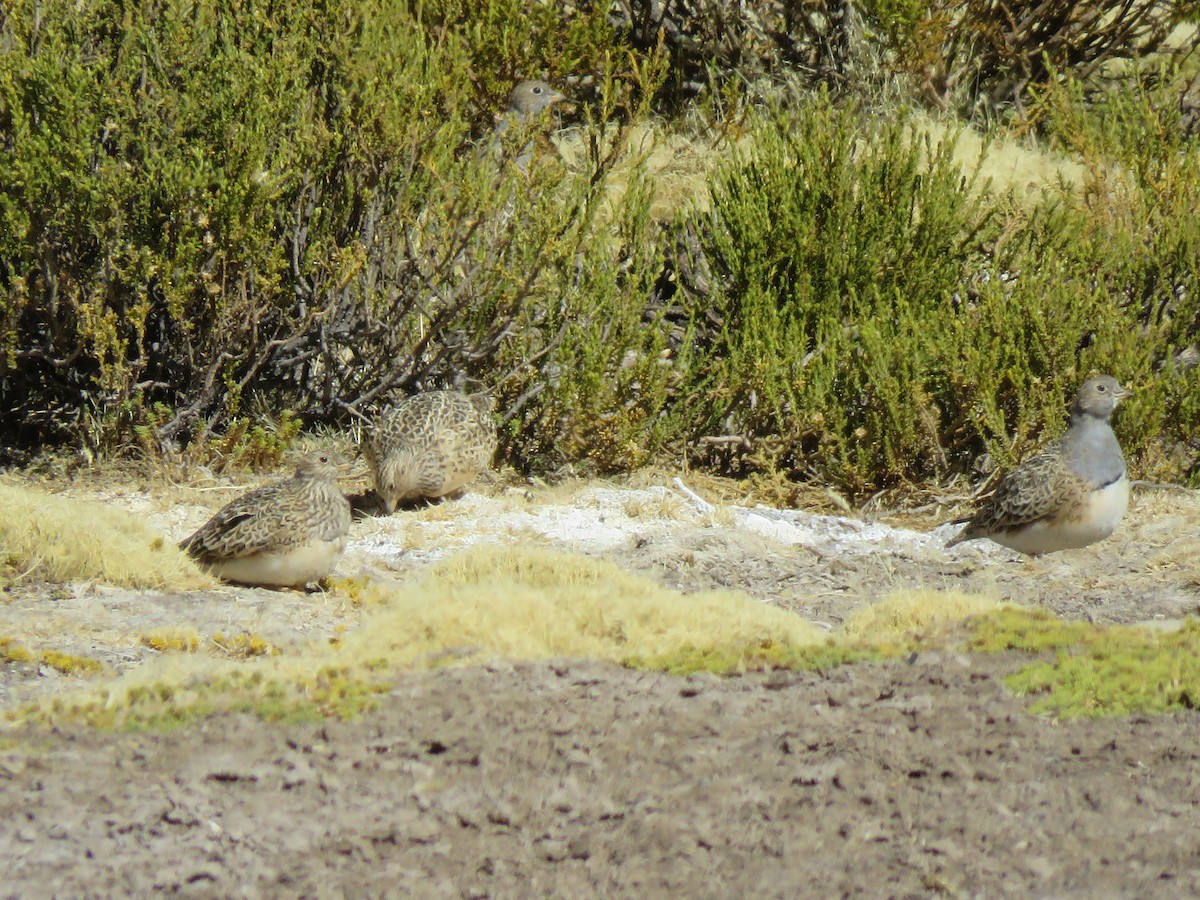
4 657 1200 897
2 474 1200 896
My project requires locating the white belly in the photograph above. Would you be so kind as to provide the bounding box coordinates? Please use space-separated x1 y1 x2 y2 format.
995 476 1130 556
206 537 346 589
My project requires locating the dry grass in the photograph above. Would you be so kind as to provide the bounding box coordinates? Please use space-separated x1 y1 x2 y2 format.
1131 487 1200 584
551 111 1095 237
623 490 689 521
555 120 736 222
340 545 824 666
913 113 1090 196
138 629 204 653
11 543 1015 728
0 478 213 590
841 589 1008 641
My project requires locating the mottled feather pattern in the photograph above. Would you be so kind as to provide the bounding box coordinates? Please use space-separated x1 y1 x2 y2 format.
366 390 497 512
949 445 1091 542
180 453 351 562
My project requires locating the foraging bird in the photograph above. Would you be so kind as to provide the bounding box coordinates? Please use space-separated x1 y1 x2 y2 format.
945 375 1133 555
179 451 352 588
490 79 568 170
365 390 497 514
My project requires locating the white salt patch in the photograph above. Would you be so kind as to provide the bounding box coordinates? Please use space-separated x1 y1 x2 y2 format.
344 484 953 574
737 507 950 557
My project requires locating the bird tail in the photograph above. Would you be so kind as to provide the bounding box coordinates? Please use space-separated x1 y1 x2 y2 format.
944 528 971 549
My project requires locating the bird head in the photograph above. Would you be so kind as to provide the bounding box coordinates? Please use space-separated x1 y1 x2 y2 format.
1073 375 1133 419
505 80 568 121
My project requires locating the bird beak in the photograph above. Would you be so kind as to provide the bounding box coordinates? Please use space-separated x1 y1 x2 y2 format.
1116 385 1134 403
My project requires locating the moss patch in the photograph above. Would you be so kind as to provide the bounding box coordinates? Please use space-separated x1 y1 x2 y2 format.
970 609 1200 718
41 666 388 732
626 637 910 676
841 589 1005 642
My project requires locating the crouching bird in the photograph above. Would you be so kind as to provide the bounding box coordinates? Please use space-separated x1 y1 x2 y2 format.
364 390 497 514
179 451 352 588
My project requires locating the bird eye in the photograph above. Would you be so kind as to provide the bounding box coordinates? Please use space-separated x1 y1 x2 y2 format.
1097 384 1107 392
532 86 543 94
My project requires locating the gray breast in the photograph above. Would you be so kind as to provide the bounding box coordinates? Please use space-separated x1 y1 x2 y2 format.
1060 417 1126 488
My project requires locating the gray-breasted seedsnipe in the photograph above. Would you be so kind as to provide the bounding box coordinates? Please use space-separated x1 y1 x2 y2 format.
946 375 1133 555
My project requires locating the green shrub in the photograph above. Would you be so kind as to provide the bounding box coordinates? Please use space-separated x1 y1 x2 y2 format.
2 2 1198 494
0 0 675 469
1035 73 1200 480
859 0 1195 118
680 99 996 492
678 95 1200 494
1 0 464 451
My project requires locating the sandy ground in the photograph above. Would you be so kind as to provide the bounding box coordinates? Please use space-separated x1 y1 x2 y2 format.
2 471 1200 894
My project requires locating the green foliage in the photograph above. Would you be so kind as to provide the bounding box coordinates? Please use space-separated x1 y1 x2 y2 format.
682 99 994 491
626 637 908 676
1 2 1198 492
970 609 1200 718
613 0 1191 119
859 0 1193 118
498 167 684 474
679 96 1200 493
418 0 617 111
967 607 1100 654
1 0 454 448
1034 73 1200 479
0 0 678 470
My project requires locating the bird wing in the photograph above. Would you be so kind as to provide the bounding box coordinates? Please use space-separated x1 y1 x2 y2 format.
179 484 300 560
960 445 1089 535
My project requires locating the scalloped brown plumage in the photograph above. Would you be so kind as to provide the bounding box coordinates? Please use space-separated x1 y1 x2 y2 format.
946 376 1133 556
179 451 352 588
364 391 497 514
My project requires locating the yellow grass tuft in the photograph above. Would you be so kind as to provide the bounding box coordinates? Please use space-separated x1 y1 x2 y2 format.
209 632 280 659
623 491 688 520
340 545 825 667
1 637 106 675
138 629 203 654
0 478 212 590
840 589 1008 641
0 637 37 664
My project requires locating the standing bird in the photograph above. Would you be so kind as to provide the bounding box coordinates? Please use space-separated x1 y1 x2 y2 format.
945 375 1133 555
365 390 497 514
179 451 352 588
490 79 568 171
